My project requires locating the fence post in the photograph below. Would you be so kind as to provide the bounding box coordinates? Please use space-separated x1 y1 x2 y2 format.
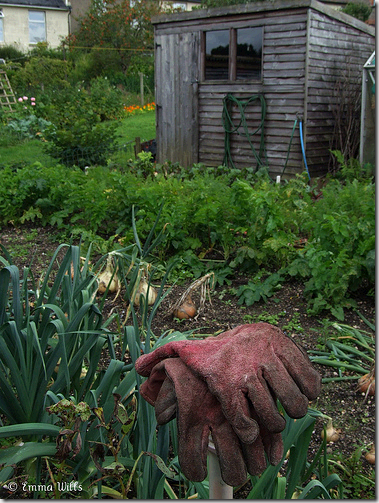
135 137 141 158
139 72 144 107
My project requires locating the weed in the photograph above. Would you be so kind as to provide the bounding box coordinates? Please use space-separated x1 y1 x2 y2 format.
328 444 375 499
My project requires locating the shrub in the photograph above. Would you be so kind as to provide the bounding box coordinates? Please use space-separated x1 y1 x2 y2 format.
0 45 25 62
42 85 119 168
88 76 125 120
8 56 71 99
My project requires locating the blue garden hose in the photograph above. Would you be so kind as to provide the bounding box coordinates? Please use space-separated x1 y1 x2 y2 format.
299 120 311 181
281 118 311 181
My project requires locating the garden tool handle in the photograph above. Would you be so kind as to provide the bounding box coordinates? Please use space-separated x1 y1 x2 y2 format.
208 437 233 500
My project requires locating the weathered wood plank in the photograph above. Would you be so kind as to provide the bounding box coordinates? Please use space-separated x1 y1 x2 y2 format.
263 61 305 71
264 29 306 40
264 37 307 46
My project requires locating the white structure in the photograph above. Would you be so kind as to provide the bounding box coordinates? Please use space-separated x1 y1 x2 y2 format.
360 51 375 165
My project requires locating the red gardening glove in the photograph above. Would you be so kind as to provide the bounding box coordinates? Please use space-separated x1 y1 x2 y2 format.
139 358 283 485
135 323 321 444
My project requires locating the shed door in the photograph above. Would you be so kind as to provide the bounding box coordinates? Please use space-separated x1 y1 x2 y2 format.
155 31 200 166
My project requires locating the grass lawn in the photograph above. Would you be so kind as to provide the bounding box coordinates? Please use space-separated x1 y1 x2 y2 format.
116 111 156 144
0 139 57 167
0 111 156 167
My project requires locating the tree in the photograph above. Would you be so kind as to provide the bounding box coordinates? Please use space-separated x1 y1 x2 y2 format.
66 0 163 74
341 1 372 22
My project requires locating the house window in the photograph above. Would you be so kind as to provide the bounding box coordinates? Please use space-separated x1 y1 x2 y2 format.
29 10 46 44
171 2 187 10
0 11 3 43
203 27 262 81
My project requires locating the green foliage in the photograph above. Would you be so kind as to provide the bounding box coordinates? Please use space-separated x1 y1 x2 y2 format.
331 150 375 181
87 76 126 120
328 444 375 499
67 0 162 74
0 244 102 425
300 177 374 318
129 151 155 178
237 270 284 306
6 115 52 140
9 56 71 98
0 45 25 62
309 321 375 382
341 1 372 21
247 408 342 499
0 149 374 319
230 173 312 268
42 85 120 168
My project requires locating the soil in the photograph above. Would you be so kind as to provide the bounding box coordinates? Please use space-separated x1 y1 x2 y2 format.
0 223 376 498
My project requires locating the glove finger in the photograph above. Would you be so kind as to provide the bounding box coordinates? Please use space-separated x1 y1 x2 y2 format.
240 435 267 476
244 373 287 433
249 404 284 467
154 377 177 424
160 359 214 482
262 361 309 418
138 361 168 405
210 422 248 486
213 391 260 444
177 423 209 482
274 339 322 400
262 430 283 466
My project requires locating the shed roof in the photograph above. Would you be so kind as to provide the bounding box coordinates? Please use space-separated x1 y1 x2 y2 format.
152 0 374 36
0 0 69 9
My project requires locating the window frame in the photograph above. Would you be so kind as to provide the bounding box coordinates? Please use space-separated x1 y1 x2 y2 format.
0 11 3 43
200 26 263 83
28 10 46 45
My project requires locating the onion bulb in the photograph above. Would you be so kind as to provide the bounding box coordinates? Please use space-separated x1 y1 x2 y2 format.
173 297 197 319
98 257 119 294
134 279 157 307
358 371 375 396
321 418 340 443
365 445 375 465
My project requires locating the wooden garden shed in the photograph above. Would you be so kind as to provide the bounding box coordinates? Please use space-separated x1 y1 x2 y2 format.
152 0 375 178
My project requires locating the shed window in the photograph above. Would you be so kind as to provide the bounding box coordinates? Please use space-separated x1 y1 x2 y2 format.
203 27 262 81
0 16 3 43
205 29 229 80
29 11 46 44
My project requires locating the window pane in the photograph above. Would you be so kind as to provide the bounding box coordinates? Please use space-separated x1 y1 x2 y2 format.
0 18 3 43
29 10 44 22
205 30 229 80
236 27 262 81
29 11 46 44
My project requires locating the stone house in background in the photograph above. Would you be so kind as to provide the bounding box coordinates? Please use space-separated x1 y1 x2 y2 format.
0 0 70 52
